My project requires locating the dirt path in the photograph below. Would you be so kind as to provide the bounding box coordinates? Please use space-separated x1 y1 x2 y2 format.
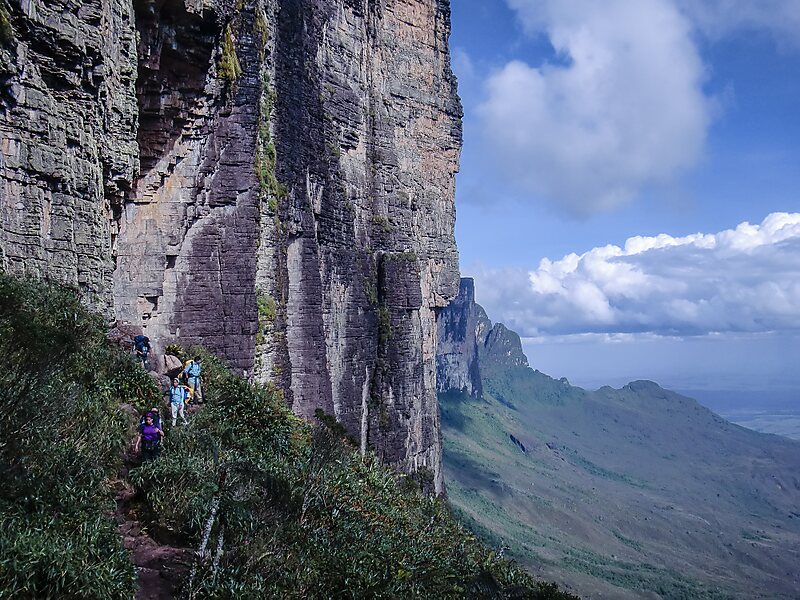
115 459 194 599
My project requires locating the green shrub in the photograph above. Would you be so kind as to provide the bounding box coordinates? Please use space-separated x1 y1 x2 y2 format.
131 345 578 599
0 274 577 599
0 4 13 47
165 343 186 362
218 24 242 81
0 274 141 599
0 511 133 600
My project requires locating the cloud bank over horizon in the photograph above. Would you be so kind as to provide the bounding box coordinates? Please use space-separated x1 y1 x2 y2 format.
469 212 800 340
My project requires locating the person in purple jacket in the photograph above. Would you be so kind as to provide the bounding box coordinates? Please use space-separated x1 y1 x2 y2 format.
135 412 164 461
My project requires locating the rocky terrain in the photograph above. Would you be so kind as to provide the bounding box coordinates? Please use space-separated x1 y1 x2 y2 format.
437 278 800 599
0 0 461 490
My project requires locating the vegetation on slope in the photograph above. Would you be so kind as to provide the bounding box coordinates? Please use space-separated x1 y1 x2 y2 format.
0 274 154 599
440 367 800 599
0 274 578 599
132 346 577 598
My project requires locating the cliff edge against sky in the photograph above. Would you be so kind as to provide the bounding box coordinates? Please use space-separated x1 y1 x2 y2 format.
0 0 461 491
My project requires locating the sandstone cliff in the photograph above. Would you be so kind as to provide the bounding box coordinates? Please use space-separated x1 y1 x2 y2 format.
0 0 461 491
436 277 530 396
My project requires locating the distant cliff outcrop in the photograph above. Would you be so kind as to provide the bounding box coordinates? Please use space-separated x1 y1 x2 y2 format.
0 0 461 491
436 277 528 397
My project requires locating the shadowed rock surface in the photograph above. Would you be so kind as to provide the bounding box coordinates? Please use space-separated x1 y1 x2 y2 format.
436 277 483 398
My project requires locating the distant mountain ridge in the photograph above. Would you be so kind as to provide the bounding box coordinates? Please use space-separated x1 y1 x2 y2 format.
436 278 800 599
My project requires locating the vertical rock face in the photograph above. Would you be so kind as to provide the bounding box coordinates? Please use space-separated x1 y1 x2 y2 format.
436 277 483 397
113 0 262 371
0 0 461 491
0 0 139 314
436 277 530 394
262 0 462 492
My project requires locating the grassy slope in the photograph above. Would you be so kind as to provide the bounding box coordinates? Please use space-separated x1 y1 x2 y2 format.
0 275 160 599
441 365 800 599
130 347 578 599
0 274 578 599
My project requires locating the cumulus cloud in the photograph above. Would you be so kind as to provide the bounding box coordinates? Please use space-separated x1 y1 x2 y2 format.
451 47 476 81
470 213 800 338
475 0 713 215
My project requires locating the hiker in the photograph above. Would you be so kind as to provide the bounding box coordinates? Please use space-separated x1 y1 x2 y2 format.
138 407 162 430
183 356 203 404
133 334 152 368
169 378 189 427
135 412 164 461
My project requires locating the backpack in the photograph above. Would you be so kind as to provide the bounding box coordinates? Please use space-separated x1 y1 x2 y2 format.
186 360 201 378
134 335 150 352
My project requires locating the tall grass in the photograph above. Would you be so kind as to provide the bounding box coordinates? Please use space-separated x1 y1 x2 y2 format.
0 274 578 599
132 347 579 599
0 274 141 599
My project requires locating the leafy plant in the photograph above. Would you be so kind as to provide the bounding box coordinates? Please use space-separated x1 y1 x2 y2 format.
165 343 186 362
218 24 242 81
131 342 579 599
0 274 578 599
0 2 13 47
0 274 140 599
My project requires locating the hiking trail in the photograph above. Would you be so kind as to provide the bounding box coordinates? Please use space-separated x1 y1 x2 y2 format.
114 405 195 599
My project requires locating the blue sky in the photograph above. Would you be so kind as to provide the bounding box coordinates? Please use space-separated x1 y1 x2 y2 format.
450 0 800 395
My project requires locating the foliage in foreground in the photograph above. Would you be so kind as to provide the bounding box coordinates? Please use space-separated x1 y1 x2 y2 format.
0 273 578 599
0 274 142 599
132 348 579 599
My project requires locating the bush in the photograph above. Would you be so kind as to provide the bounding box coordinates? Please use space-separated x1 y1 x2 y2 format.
0 274 146 599
132 347 579 599
0 511 133 600
0 276 577 599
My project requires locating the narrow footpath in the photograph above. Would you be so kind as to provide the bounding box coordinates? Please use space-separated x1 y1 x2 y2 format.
114 406 194 599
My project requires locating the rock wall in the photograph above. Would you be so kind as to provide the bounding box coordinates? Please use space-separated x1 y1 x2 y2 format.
436 277 483 397
0 0 461 492
113 0 262 372
436 277 530 395
0 0 139 314
261 0 462 492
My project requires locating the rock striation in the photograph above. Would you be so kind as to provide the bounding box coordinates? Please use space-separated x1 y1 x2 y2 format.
0 0 139 314
0 0 461 492
436 277 529 396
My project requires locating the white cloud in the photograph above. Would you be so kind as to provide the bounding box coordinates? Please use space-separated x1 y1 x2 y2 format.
476 0 713 215
470 212 800 338
677 0 800 47
451 47 476 81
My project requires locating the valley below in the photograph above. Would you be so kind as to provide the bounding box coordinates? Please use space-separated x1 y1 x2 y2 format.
442 378 800 599
719 410 800 441
678 390 800 441
437 280 800 600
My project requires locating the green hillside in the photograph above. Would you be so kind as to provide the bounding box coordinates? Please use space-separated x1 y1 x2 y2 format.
442 361 800 599
0 273 578 599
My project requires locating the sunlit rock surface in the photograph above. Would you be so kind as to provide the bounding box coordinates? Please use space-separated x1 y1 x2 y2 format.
0 0 461 492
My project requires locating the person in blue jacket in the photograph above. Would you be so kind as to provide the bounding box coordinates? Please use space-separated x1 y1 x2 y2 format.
168 378 189 427
183 356 203 404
